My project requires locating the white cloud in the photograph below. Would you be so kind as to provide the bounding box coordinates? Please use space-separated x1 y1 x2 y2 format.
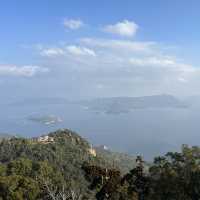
40 48 64 57
129 56 200 83
38 45 96 59
103 20 139 37
178 77 187 83
81 38 156 54
63 19 84 30
129 57 176 67
0 65 49 77
129 56 197 73
66 45 96 57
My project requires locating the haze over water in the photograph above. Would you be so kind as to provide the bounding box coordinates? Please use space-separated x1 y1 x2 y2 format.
1 99 199 160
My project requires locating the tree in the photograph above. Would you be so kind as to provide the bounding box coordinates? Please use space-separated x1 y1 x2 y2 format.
0 175 39 200
43 180 83 200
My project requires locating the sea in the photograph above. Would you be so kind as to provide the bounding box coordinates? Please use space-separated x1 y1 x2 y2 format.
0 101 199 160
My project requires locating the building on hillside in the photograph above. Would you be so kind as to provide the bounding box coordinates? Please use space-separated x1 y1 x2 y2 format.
37 135 54 143
88 145 97 157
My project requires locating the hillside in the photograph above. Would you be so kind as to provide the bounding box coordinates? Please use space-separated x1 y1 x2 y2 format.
1 130 200 199
0 129 137 199
0 133 12 140
95 146 139 174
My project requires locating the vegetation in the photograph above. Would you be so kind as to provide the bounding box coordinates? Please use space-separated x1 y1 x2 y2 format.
94 146 141 174
0 129 130 199
0 129 200 199
84 145 200 200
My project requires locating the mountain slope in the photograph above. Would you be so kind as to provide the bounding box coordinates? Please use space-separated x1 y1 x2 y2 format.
0 129 138 199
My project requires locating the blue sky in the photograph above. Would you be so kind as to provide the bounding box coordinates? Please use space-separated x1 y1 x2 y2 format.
1 0 200 101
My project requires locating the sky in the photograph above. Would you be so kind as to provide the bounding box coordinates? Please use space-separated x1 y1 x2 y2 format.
1 0 200 102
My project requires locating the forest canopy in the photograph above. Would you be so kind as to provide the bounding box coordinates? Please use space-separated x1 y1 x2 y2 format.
0 130 200 200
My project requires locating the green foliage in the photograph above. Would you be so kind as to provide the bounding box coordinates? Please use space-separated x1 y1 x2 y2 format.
0 175 39 200
148 145 200 200
0 129 115 199
84 146 200 200
95 146 139 174
7 158 32 176
83 156 148 200
1 129 200 199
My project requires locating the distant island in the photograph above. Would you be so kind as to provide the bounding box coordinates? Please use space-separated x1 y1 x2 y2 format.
80 94 188 114
28 115 63 125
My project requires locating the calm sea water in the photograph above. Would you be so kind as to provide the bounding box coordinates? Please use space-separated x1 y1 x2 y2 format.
0 102 199 160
